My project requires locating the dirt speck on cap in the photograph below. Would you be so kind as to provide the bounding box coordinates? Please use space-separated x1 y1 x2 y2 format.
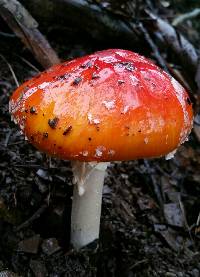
63 126 72 136
48 117 59 129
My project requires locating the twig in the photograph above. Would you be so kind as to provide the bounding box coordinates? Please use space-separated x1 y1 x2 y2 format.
0 0 60 69
15 203 47 231
137 22 170 73
0 53 19 87
195 61 200 93
151 174 163 208
144 160 163 207
145 10 198 75
0 31 16 38
172 8 200 26
7 141 24 145
196 212 200 226
4 130 12 147
178 196 194 246
13 164 46 168
129 259 148 270
17 55 40 73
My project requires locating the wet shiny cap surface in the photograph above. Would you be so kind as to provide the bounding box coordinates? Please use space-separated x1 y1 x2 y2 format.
9 49 193 161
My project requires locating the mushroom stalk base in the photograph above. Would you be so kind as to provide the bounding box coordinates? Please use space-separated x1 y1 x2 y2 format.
71 161 109 250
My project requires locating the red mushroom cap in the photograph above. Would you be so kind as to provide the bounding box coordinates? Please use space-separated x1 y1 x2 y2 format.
9 49 193 161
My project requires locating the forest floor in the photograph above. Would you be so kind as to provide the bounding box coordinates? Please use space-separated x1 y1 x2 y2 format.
0 0 200 276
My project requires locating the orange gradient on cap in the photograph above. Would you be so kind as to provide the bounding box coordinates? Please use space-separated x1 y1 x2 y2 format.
10 49 193 161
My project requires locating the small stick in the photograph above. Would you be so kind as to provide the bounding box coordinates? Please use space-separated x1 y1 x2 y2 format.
0 0 60 69
15 204 47 231
18 55 40 73
172 8 200 26
137 22 170 74
145 10 198 74
0 53 19 87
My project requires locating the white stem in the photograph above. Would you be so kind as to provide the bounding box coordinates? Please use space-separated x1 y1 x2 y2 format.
71 161 109 249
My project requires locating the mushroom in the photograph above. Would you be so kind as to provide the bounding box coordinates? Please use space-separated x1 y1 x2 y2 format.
9 49 193 249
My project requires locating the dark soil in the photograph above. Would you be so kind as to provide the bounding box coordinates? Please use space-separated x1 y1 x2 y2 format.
1 1 200 276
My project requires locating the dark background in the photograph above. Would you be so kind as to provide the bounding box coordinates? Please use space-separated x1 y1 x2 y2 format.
0 0 200 276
